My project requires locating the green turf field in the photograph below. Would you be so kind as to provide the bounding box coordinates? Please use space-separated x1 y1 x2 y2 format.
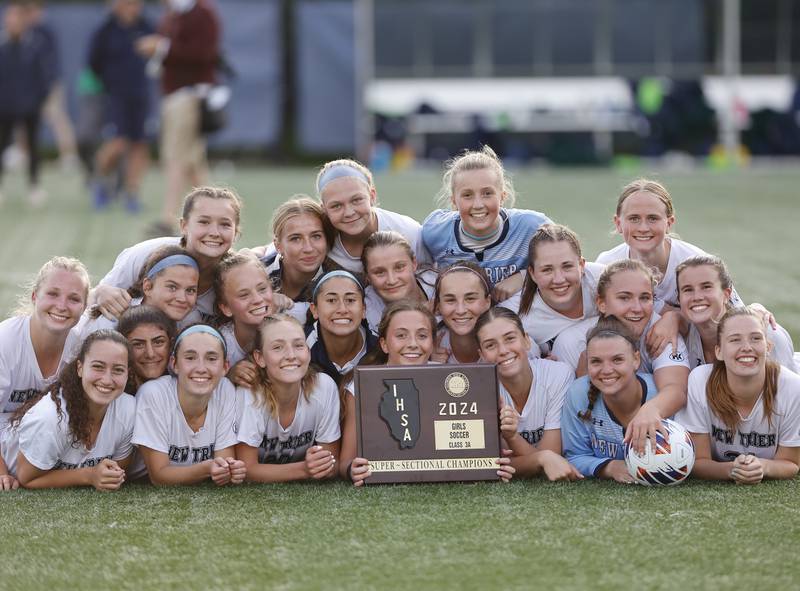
1 164 799 590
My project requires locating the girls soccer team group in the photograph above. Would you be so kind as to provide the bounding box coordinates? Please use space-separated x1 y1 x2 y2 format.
1 147 799 492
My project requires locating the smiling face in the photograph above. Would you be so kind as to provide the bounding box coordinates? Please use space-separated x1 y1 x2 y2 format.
218 262 273 328
530 240 585 314
380 310 433 366
180 196 238 260
172 333 228 399
127 323 170 382
614 191 675 256
142 265 199 322
365 244 418 303
678 264 731 326
450 168 505 237
274 213 328 274
436 272 491 337
31 268 88 334
586 335 640 399
254 320 310 387
597 270 654 339
77 340 129 408
320 177 376 238
310 277 365 338
715 315 769 379
477 317 531 380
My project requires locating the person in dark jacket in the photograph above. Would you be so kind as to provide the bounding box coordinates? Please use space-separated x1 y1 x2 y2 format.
88 0 154 212
0 2 49 206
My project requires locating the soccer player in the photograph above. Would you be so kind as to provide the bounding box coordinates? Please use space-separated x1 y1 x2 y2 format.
235 314 340 482
422 145 551 301
676 307 800 483
475 307 580 481
132 325 245 486
501 224 605 356
561 317 658 482
0 330 134 491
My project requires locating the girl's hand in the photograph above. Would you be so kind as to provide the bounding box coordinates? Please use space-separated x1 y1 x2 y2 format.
749 303 777 330
0 474 20 491
731 454 764 484
304 445 335 480
226 458 247 485
91 459 126 491
430 334 451 364
624 403 666 456
599 460 635 484
492 273 525 302
209 457 232 486
496 455 515 483
539 450 584 482
93 285 132 321
349 457 371 487
498 403 520 442
646 309 681 359
227 360 258 389
271 293 294 314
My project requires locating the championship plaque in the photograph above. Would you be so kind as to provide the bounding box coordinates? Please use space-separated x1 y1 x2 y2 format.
355 363 501 484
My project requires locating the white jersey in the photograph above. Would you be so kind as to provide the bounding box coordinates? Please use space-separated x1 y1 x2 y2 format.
0 390 135 476
686 322 798 372
329 208 430 274
132 375 239 466
551 312 690 374
0 316 82 429
219 322 249 367
364 269 437 333
237 373 340 464
676 364 800 461
499 358 574 445
500 262 605 355
99 236 214 324
595 238 743 310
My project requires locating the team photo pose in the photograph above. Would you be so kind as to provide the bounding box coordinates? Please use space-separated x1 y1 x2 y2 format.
675 307 800 483
0 330 135 492
262 196 340 323
595 178 742 356
676 255 797 371
212 250 273 387
422 146 551 300
554 259 690 452
561 318 659 481
236 314 340 482
504 224 604 355
307 270 378 386
0 256 89 430
117 305 176 391
433 262 494 364
475 307 580 481
315 158 428 274
78 245 199 338
362 230 436 332
91 186 242 324
132 325 245 486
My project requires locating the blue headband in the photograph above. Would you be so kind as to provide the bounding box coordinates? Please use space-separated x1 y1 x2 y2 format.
146 254 199 280
312 270 364 300
173 324 227 357
316 164 371 193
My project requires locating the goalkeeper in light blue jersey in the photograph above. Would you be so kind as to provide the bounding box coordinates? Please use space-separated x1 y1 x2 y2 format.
561 317 659 482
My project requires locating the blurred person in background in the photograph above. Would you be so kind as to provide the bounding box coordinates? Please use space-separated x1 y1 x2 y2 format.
136 0 221 236
88 0 154 212
25 0 79 171
0 1 49 206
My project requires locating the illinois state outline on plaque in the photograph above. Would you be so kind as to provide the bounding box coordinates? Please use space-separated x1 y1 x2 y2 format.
378 378 421 449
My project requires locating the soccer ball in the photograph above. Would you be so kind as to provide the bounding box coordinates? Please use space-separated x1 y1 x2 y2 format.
624 419 695 486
